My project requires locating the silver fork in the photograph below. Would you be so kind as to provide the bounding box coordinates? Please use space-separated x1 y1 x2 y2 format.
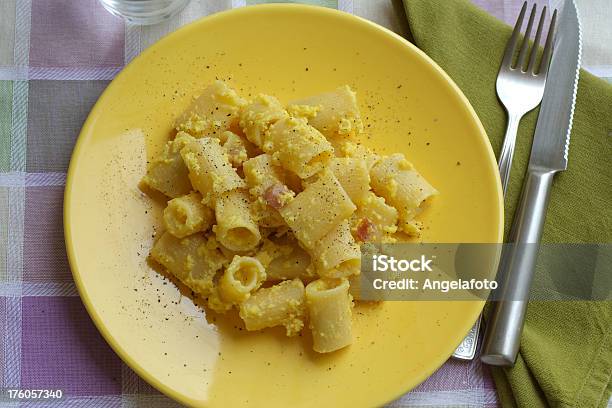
453 1 556 360
496 1 556 194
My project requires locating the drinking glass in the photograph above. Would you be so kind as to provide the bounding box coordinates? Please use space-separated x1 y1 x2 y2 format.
98 0 191 25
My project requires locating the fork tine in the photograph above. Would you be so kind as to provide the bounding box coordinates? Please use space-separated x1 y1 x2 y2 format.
538 8 557 76
501 1 527 68
527 7 547 73
516 4 537 70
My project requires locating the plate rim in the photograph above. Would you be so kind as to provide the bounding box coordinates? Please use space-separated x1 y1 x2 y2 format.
64 4 504 407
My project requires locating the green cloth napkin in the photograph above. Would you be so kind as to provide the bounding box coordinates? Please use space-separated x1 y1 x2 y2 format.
400 0 612 406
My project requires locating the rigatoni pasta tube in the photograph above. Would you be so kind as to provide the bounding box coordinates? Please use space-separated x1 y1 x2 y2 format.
243 154 287 196
141 132 194 198
356 192 398 229
305 278 353 353
180 137 245 204
163 192 214 238
340 141 380 171
266 116 333 179
207 287 233 314
150 232 225 296
243 154 292 227
370 154 437 234
219 130 251 168
250 200 286 228
266 238 314 281
347 274 363 301
352 191 398 237
239 94 288 148
219 256 266 303
239 279 306 336
289 85 363 138
214 189 261 252
175 80 246 138
253 237 288 268
279 171 356 250
310 220 360 278
330 157 370 204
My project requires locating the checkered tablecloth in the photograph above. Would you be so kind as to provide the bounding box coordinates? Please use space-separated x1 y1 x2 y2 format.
0 0 610 407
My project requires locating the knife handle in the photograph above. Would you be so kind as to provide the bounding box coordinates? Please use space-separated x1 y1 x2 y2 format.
481 167 555 366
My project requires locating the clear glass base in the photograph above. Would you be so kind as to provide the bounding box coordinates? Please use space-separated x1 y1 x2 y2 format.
98 0 191 26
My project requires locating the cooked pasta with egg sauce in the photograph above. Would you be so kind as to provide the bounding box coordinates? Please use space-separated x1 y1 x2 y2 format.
144 81 437 353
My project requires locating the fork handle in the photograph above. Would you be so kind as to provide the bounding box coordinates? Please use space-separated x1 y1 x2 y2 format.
498 113 522 194
481 167 555 366
452 112 523 360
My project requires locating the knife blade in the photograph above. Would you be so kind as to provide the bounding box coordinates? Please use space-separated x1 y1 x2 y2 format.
530 0 582 172
481 0 582 366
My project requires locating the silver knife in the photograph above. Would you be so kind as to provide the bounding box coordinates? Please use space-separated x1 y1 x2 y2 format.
481 0 582 366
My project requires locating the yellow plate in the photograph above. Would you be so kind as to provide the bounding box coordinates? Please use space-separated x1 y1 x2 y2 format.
64 5 503 407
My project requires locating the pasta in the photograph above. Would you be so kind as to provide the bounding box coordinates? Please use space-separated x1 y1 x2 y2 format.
213 189 261 252
310 220 360 278
176 80 246 138
279 170 356 250
163 192 214 238
264 236 315 281
239 278 306 336
243 154 291 228
141 132 194 198
370 154 438 234
338 141 380 171
243 154 288 196
142 81 437 353
150 232 226 296
351 191 399 240
330 157 370 204
252 237 289 268
239 94 288 148
265 116 334 179
289 85 364 138
218 256 266 303
180 137 245 205
305 278 353 353
219 130 252 168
